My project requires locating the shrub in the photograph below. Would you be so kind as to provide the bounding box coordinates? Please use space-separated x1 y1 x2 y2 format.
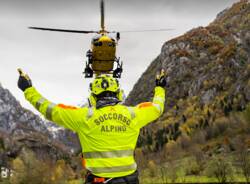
185 160 200 175
219 43 236 60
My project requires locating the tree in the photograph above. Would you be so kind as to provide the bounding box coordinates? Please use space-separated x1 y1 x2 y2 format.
135 148 146 169
147 160 157 177
238 149 250 183
51 159 75 184
206 156 234 183
235 136 250 183
10 148 77 184
11 149 53 184
10 157 26 184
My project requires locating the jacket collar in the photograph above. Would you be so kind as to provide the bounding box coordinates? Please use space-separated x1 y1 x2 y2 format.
96 97 120 109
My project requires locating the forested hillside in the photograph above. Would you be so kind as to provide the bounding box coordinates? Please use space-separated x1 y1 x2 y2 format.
0 83 82 183
126 1 250 182
1 1 249 183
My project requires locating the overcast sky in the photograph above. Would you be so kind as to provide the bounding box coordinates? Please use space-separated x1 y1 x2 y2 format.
0 0 238 112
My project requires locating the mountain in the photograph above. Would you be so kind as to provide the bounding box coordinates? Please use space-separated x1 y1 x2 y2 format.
126 0 250 151
0 83 80 168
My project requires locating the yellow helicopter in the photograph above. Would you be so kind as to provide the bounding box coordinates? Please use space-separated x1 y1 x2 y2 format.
29 0 173 78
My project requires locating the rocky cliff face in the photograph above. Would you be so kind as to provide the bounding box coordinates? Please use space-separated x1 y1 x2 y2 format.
0 83 52 135
126 0 250 150
0 83 80 166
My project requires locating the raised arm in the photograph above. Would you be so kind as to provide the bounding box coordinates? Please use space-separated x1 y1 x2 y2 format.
133 86 165 128
133 69 166 128
17 69 87 132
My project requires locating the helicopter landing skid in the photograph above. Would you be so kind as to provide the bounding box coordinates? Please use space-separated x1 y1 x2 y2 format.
84 64 94 78
83 62 123 78
113 58 123 78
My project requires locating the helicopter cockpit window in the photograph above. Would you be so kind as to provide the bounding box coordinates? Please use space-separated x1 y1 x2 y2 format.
92 35 101 44
94 41 102 46
93 39 99 43
108 42 115 47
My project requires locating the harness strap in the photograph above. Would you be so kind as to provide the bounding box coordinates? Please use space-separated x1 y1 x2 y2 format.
85 170 138 184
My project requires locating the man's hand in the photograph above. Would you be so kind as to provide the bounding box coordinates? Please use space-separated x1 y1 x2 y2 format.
17 68 32 91
156 69 166 87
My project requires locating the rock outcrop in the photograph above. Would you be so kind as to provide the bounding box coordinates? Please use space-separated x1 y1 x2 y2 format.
125 0 250 151
0 83 80 167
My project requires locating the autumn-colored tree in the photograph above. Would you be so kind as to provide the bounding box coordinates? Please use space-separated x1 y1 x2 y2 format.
10 149 52 184
51 159 75 184
10 148 77 184
135 148 146 169
10 157 26 184
147 160 157 177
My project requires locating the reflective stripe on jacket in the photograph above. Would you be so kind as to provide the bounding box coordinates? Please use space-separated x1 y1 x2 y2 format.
24 86 165 178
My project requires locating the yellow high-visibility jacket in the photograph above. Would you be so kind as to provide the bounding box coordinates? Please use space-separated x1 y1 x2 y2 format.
24 86 165 178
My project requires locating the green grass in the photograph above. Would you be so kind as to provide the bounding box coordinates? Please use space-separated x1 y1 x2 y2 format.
1 174 247 184
0 179 10 184
139 175 247 184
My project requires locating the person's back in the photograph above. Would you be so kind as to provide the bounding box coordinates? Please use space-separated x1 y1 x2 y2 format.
18 70 166 184
81 104 139 178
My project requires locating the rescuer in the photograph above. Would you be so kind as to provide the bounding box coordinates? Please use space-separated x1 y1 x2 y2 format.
17 69 166 184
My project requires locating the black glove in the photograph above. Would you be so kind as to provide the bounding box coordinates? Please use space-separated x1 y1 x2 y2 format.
155 69 166 87
17 69 32 91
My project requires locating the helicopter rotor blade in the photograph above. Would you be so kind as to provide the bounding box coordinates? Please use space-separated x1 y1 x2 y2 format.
100 0 105 31
29 27 98 34
111 28 174 33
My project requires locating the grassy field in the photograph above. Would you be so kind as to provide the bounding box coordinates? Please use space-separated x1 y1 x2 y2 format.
139 174 247 184
0 174 247 184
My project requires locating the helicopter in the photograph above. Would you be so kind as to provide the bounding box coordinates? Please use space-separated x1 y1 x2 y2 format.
29 0 173 78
